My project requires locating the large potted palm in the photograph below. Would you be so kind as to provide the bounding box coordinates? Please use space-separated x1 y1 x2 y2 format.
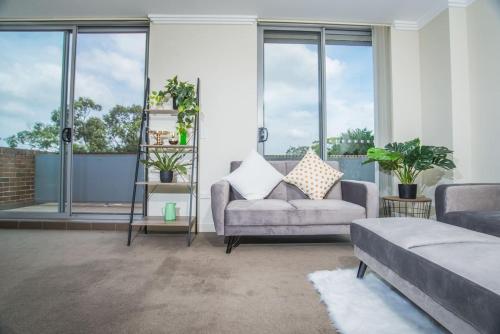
363 138 456 199
141 150 189 183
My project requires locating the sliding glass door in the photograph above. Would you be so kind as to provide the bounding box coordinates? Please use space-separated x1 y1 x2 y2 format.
0 29 72 216
0 24 148 219
71 30 147 214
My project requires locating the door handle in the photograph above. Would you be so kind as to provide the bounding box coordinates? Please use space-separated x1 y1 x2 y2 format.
61 128 72 143
258 127 268 142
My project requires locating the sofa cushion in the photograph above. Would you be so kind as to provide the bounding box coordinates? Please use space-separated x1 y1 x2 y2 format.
289 199 365 225
229 161 288 201
351 218 500 334
225 199 294 226
283 150 343 200
223 150 284 200
442 210 500 237
225 199 363 227
285 161 342 200
229 160 342 201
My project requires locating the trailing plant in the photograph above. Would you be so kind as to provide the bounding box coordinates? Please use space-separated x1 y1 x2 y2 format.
148 90 168 108
164 75 199 134
363 138 456 184
141 149 189 174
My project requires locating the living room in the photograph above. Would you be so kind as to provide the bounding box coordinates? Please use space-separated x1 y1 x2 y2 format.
0 0 499 333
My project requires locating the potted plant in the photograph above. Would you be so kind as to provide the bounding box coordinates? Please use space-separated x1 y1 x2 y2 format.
363 138 456 199
164 76 200 145
141 150 189 183
165 75 180 110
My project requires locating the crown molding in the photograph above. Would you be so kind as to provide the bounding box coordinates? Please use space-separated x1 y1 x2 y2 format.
392 20 419 31
448 0 476 7
392 0 476 31
148 14 257 25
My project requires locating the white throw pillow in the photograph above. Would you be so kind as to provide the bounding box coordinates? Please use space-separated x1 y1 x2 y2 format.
222 150 283 200
283 149 343 200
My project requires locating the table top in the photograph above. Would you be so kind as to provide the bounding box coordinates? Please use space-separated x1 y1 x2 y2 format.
382 196 432 203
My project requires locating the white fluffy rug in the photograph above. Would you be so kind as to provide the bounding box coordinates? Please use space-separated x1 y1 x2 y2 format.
308 269 447 334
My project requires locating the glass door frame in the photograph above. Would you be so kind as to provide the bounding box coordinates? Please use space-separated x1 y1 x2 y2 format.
69 25 149 218
0 24 76 219
0 21 149 220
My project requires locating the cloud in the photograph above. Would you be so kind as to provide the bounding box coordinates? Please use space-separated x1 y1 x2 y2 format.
263 42 374 155
74 34 146 110
0 32 147 147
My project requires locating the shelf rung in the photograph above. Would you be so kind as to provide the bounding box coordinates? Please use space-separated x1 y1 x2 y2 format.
146 109 178 115
132 216 195 227
140 144 193 148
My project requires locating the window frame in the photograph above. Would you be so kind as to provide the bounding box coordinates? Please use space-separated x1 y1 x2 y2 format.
257 24 374 161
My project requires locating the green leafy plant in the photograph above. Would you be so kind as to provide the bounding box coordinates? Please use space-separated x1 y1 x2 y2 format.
141 149 189 174
148 90 168 108
164 75 199 134
363 138 456 184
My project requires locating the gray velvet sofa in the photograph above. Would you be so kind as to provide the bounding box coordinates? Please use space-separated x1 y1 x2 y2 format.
352 218 500 334
211 160 378 253
435 183 500 237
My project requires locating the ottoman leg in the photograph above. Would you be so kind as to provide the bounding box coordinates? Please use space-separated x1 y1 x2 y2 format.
357 261 367 279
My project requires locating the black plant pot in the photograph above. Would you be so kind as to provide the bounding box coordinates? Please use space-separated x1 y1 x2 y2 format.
160 171 174 183
172 96 178 110
398 184 417 199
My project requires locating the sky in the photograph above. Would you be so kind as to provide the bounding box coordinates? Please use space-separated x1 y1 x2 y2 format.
0 31 372 154
263 42 374 155
0 31 146 148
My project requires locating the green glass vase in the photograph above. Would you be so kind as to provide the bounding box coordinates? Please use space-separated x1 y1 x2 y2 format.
179 131 188 145
162 203 176 222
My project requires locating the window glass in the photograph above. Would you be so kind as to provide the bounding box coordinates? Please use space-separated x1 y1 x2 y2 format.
325 43 375 181
0 31 66 213
263 32 320 160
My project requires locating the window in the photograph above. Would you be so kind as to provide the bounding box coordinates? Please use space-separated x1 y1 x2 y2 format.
259 26 375 181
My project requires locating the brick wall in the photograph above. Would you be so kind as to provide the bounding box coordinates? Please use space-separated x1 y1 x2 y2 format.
0 148 36 209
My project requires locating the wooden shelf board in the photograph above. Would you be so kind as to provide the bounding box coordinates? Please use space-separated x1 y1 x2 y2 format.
140 144 194 150
146 109 178 115
132 216 195 227
135 182 196 193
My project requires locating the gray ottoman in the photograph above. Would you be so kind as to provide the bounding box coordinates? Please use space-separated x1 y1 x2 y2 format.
351 218 500 334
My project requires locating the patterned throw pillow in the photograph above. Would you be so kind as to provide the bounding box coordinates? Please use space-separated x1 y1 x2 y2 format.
283 150 344 200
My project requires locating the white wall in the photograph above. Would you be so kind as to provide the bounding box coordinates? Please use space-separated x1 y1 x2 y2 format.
467 0 500 182
419 10 452 148
148 22 258 231
418 10 454 196
389 29 422 142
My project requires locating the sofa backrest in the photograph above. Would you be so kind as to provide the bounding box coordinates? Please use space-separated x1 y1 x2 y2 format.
229 160 342 201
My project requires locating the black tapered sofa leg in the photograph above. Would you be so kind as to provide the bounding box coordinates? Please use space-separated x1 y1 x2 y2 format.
225 236 241 254
226 236 235 254
357 261 367 279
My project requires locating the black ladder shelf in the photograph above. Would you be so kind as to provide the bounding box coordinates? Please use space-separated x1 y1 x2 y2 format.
127 78 200 246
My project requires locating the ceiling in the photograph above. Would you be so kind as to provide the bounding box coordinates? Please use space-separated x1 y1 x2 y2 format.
0 0 468 27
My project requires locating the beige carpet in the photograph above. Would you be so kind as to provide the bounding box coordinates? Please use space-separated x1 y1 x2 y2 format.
0 229 358 334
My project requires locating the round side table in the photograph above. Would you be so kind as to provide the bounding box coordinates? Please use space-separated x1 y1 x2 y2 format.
382 196 432 219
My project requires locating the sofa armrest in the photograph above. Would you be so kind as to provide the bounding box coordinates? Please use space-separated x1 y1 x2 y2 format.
435 184 500 221
211 180 231 236
341 180 379 218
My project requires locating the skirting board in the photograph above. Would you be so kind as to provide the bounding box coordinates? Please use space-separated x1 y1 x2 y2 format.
354 247 479 334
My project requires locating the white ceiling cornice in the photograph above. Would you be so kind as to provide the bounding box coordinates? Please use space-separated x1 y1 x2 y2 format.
392 0 476 31
448 0 476 7
148 14 257 25
392 20 419 31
